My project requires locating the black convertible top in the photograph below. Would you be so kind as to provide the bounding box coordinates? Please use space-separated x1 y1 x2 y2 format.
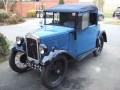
44 4 98 13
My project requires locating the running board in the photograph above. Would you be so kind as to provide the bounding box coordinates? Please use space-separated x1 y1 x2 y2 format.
76 48 97 61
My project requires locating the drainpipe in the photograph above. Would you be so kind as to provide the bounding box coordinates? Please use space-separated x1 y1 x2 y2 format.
20 0 22 17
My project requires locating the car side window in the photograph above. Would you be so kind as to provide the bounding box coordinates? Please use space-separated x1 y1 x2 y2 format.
77 13 89 30
81 13 89 30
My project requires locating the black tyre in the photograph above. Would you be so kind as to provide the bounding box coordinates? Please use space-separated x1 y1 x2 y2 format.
93 35 104 56
98 15 104 21
9 51 29 73
41 55 68 89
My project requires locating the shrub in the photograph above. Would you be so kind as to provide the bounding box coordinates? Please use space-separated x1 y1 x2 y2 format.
4 15 24 24
0 10 9 22
59 0 64 4
0 2 4 8
0 33 9 57
27 10 36 18
0 9 4 13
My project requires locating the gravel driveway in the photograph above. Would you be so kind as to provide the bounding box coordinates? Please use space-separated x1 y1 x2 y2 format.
0 19 120 90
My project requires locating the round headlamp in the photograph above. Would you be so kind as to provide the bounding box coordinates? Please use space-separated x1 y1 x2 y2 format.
39 47 44 54
39 44 47 54
16 36 24 45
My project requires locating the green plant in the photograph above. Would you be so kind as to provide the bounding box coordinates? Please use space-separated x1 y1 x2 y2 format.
104 20 120 25
0 1 4 8
0 10 9 22
10 1 17 13
104 13 112 18
0 33 9 57
27 10 36 18
59 0 64 4
93 0 104 12
0 9 5 13
4 15 24 24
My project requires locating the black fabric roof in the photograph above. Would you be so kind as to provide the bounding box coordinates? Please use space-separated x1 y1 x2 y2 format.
44 4 98 13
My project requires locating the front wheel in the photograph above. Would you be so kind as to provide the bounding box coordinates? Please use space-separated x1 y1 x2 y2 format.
41 55 68 89
9 51 29 73
93 35 104 56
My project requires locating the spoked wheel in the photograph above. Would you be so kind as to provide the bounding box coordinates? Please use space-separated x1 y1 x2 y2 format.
93 35 104 56
36 11 43 18
9 51 29 73
98 15 104 21
41 55 68 89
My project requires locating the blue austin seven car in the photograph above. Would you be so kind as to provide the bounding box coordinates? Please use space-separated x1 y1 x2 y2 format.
9 4 107 89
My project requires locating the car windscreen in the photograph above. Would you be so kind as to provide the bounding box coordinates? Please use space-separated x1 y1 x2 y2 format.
44 12 75 28
45 12 60 25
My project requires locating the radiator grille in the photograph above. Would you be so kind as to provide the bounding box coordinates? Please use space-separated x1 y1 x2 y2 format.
26 38 38 60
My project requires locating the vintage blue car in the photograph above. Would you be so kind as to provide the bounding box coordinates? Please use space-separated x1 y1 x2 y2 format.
9 4 107 89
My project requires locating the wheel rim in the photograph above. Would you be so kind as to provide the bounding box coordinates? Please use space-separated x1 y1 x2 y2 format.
40 14 43 18
47 59 65 85
99 16 103 21
36 13 39 18
15 52 27 69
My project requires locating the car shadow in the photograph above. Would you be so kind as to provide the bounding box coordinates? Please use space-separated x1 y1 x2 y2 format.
12 53 98 90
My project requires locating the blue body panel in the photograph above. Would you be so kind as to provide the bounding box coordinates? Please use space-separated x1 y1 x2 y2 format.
31 25 73 39
76 25 99 55
31 25 74 54
30 24 100 58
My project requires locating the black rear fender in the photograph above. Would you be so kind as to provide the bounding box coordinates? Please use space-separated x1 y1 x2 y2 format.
100 30 107 42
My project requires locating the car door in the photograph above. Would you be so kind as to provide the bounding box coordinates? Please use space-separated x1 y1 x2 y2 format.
76 13 98 56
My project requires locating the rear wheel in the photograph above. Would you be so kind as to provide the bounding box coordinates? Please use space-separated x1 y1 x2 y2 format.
93 35 104 56
41 55 68 89
9 51 29 73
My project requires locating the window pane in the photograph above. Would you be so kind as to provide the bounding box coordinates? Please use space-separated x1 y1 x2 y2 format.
82 13 89 30
62 13 75 28
46 12 53 25
45 12 60 25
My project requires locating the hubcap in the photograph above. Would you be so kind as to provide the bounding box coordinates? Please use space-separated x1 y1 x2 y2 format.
15 52 27 69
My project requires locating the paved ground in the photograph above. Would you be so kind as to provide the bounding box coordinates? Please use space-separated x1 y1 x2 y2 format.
0 18 41 41
0 18 120 90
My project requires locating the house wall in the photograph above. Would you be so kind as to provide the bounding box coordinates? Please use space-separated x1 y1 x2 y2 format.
8 0 79 17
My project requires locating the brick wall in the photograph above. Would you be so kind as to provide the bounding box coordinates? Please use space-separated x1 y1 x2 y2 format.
8 0 79 17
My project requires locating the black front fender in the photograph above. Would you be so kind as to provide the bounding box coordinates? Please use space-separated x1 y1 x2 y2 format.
41 50 75 66
9 42 26 53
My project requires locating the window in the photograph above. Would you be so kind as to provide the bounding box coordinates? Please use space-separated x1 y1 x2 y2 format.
45 12 60 25
60 13 75 28
89 13 97 25
81 13 89 30
77 12 97 30
77 14 82 29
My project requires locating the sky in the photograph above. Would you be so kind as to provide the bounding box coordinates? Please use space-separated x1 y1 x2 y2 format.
79 0 120 4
